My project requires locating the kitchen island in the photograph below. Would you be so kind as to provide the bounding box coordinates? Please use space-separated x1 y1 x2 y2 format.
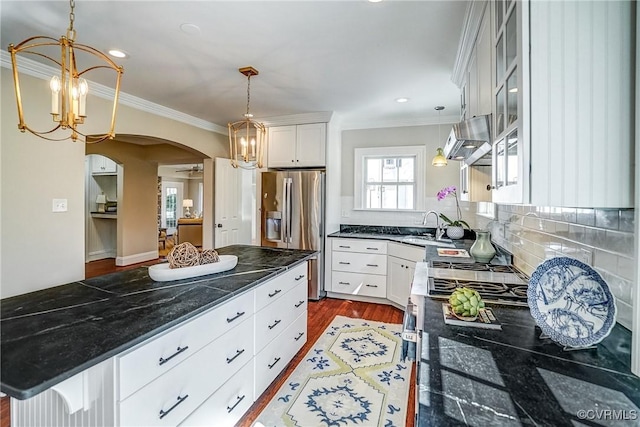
1 245 315 426
413 240 640 425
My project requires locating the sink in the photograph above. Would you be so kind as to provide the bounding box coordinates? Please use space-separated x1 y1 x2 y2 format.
401 236 456 248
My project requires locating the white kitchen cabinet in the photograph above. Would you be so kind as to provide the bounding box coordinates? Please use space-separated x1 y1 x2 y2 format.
487 0 633 207
454 1 491 121
178 360 254 427
91 155 117 175
114 261 307 427
267 123 326 168
119 316 254 427
527 0 634 207
329 238 388 299
460 163 491 202
387 243 424 308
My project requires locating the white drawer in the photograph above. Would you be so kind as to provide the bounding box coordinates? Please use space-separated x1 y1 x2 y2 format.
255 262 307 312
254 310 307 399
332 251 387 275
331 271 387 298
284 310 308 360
119 316 254 427
332 238 387 254
388 241 425 262
255 293 293 353
178 360 254 427
118 290 254 400
254 278 306 353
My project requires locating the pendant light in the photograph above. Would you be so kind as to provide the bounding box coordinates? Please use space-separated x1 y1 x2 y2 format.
228 66 266 169
8 0 124 143
431 106 448 167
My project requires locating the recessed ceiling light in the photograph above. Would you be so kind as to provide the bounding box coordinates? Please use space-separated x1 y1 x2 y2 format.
108 49 128 59
455 156 464 160
395 97 409 103
509 87 518 93
180 23 201 35
463 143 477 148
369 0 383 3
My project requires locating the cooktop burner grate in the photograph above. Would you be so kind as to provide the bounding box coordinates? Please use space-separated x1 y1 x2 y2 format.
428 261 529 306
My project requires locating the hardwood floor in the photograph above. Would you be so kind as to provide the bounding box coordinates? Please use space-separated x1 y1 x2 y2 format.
236 298 416 427
1 259 416 427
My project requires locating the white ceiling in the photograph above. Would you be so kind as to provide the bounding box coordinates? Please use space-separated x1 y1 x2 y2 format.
0 0 469 131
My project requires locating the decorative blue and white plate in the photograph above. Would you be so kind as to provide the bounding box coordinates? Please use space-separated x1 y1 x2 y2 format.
527 257 616 348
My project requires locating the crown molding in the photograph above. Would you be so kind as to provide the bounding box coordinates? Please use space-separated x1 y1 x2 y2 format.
341 114 461 131
1 51 228 135
258 111 334 127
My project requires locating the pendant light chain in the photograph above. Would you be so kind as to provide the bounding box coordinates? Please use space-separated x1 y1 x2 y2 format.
69 0 75 32
246 74 251 117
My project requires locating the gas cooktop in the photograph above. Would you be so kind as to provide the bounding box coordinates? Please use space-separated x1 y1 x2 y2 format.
428 261 529 306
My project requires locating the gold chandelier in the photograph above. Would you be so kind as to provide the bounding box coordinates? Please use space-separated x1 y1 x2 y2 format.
228 66 265 169
8 0 124 143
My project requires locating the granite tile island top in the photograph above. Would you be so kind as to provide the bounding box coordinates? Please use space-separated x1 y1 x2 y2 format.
417 296 640 426
1 245 315 400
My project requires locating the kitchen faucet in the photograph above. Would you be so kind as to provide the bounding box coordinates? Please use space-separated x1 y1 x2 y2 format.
422 210 446 240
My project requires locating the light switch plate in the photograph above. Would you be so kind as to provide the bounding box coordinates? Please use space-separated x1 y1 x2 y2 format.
52 199 68 212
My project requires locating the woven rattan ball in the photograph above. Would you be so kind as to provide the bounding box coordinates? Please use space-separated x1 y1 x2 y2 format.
199 249 220 265
167 242 200 269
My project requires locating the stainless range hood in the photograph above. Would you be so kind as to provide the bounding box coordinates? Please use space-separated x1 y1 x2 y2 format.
443 115 492 166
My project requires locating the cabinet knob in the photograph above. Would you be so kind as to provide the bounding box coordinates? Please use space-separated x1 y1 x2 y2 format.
462 190 469 194
486 184 495 191
217 223 223 228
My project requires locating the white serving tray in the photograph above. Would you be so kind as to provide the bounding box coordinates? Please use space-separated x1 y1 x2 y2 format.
148 255 238 282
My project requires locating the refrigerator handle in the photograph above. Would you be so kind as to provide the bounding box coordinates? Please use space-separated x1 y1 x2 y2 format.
282 177 289 243
286 178 293 243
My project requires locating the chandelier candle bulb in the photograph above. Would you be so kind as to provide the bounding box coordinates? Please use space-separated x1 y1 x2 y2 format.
79 79 88 117
50 76 61 115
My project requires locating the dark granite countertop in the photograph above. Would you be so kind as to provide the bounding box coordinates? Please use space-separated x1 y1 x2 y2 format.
417 298 639 426
416 239 640 425
0 245 315 400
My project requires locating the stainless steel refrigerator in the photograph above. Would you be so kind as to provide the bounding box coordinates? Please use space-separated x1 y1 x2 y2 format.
261 170 325 300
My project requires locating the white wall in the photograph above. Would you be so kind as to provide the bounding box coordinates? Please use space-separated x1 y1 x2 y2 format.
340 125 475 228
1 73 86 297
1 71 226 298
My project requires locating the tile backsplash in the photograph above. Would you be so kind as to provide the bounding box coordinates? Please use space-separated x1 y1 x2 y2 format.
476 204 636 330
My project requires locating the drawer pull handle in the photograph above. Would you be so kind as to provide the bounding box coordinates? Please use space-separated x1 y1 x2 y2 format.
295 275 305 281
268 357 281 369
366 247 379 250
294 332 305 341
338 281 351 285
158 346 189 366
226 348 245 364
226 311 246 323
268 289 282 298
366 284 379 288
295 300 305 308
339 261 351 265
159 394 189 419
227 394 246 413
338 245 351 248
366 264 379 267
268 319 282 330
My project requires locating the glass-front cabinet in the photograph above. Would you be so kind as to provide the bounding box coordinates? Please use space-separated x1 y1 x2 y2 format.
491 0 528 203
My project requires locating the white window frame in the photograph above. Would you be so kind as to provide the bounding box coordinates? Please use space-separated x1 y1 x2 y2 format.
354 146 426 211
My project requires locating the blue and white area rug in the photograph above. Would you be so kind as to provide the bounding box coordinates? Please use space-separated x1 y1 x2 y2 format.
255 315 410 427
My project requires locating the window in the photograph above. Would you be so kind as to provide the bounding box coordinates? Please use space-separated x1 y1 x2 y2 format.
354 146 426 211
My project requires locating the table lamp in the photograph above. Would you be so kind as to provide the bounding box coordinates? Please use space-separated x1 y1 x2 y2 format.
96 194 107 213
183 199 193 218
